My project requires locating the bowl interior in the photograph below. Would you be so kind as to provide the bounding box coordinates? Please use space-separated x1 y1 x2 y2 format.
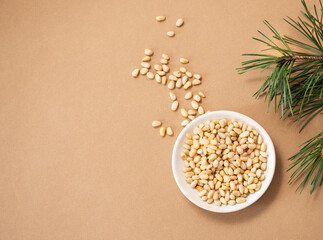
172 110 276 213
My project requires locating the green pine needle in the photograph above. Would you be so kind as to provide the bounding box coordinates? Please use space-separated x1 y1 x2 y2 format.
237 0 323 193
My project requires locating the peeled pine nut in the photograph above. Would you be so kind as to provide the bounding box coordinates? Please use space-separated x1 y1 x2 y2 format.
171 101 179 111
198 92 206 98
142 56 150 62
132 69 139 77
160 127 166 137
152 121 162 127
156 16 166 22
193 74 201 80
183 81 192 89
169 75 178 81
188 115 195 120
173 71 181 77
193 94 201 102
180 58 189 64
188 109 196 115
168 81 175 89
186 71 193 77
160 58 168 64
155 74 161 83
162 65 169 72
192 79 201 85
176 79 182 88
176 18 184 27
140 68 148 75
169 92 177 101
191 101 199 110
162 53 170 60
167 127 173 136
162 76 167 85
180 67 187 73
167 31 175 37
154 64 162 71
144 49 153 56
157 71 165 76
147 72 154 79
181 119 189 126
198 106 204 114
182 76 188 85
181 108 188 117
184 92 193 99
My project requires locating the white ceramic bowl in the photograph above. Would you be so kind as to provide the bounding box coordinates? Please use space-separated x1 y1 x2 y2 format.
172 110 275 213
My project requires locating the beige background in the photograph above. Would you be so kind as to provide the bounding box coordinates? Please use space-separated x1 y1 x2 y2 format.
0 0 322 239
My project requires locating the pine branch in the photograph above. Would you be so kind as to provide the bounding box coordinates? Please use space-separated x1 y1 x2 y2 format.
237 0 323 193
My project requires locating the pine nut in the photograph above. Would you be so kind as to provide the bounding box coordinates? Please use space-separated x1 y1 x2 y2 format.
144 49 153 56
162 53 170 60
183 81 192 89
169 92 177 101
167 31 175 37
140 68 148 75
193 94 201 102
236 197 246 204
193 74 201 80
162 65 169 72
191 101 199 109
181 108 188 117
171 101 179 111
198 106 204 115
168 80 175 89
167 127 173 136
162 76 167 85
261 143 267 152
155 74 161 83
176 18 184 27
180 67 187 73
160 127 166 137
173 71 181 77
169 75 177 81
182 76 188 85
176 79 182 88
154 64 162 71
188 109 196 115
181 119 189 126
156 16 166 22
188 115 195 120
198 91 206 98
132 69 139 77
142 56 150 62
147 72 154 79
184 92 193 99
157 71 165 76
180 58 189 64
152 121 162 127
186 71 193 77
192 79 201 85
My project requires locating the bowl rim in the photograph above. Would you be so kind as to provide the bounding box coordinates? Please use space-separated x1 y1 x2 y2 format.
172 110 276 213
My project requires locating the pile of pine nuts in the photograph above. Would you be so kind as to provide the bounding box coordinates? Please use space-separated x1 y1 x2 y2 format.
132 48 209 137
181 118 268 206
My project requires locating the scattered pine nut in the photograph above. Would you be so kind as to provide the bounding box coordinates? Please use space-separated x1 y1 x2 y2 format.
182 76 188 85
198 91 206 98
160 127 166 137
176 79 182 88
198 106 205 114
193 94 201 102
188 109 196 115
167 31 175 37
169 75 178 81
180 58 189 64
155 74 161 83
162 76 167 85
186 71 193 78
162 65 169 72
168 80 175 89
147 72 154 79
142 56 151 62
152 121 162 127
171 101 179 111
157 71 166 76
154 64 162 71
160 58 168 64
176 18 184 27
184 92 193 99
166 127 173 136
193 74 201 80
173 71 181 77
162 53 170 60
192 79 201 85
169 92 177 101
191 101 199 109
183 81 192 89
181 119 189 126
188 115 195 120
140 68 148 75
156 16 166 22
132 69 139 77
181 108 188 117
141 62 150 69
144 49 153 56
180 67 187 73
